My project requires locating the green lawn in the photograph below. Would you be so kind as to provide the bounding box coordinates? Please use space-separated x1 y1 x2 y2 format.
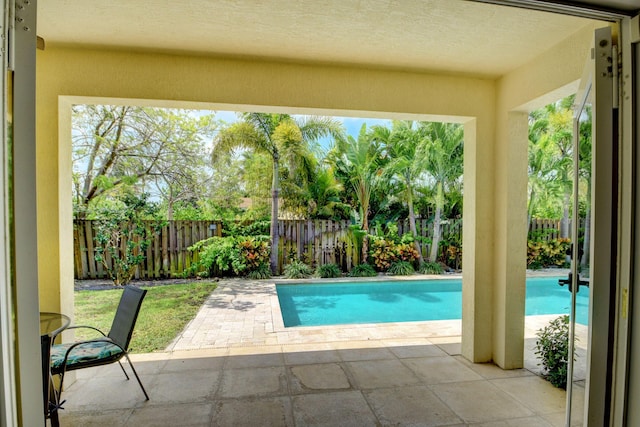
73 281 218 353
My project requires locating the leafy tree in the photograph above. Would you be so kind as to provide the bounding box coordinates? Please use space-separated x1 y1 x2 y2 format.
72 105 216 219
420 122 464 263
328 124 384 262
239 151 273 213
209 151 245 211
212 113 343 272
529 98 574 237
93 193 163 286
303 166 351 220
373 120 428 264
527 119 562 230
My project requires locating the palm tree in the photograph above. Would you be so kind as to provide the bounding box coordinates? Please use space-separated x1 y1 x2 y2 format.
328 124 384 262
530 99 574 238
213 113 343 273
373 121 428 264
304 166 351 220
421 122 464 263
527 120 563 232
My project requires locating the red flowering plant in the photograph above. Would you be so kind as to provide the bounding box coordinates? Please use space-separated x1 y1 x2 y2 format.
396 243 419 263
238 237 270 272
370 238 398 271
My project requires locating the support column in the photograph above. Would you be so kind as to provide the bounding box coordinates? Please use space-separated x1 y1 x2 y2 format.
492 111 528 369
462 118 495 363
35 66 74 319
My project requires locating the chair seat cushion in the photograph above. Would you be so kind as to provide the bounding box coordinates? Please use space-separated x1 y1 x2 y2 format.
51 340 124 371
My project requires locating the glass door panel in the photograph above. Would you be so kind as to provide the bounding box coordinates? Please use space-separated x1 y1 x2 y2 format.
566 87 591 427
565 25 617 426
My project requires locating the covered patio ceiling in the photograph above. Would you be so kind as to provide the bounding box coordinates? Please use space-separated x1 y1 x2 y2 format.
36 0 636 79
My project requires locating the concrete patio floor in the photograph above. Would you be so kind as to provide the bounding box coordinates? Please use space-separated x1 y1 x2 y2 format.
57 275 586 426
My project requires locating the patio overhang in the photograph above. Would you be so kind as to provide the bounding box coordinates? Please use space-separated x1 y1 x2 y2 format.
6 0 640 425
34 1 606 371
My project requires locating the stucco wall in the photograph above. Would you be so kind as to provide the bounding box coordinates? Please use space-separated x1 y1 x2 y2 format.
35 20 597 366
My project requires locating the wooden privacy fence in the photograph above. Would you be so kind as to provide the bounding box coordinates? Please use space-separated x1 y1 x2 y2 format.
74 218 571 279
529 218 562 239
73 218 463 279
74 220 223 280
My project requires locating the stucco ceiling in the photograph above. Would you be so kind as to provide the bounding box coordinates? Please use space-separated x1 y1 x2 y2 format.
37 0 621 78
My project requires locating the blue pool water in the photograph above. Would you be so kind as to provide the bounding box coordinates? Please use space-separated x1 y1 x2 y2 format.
276 277 589 327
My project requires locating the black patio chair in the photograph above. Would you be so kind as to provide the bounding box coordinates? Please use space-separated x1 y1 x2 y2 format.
50 285 150 402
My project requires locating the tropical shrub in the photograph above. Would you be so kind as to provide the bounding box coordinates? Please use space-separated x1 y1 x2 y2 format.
419 261 443 275
535 315 572 389
238 238 270 272
396 243 419 262
370 238 398 271
437 238 462 270
349 263 377 277
527 238 570 269
370 237 419 272
93 193 163 286
387 261 414 276
284 260 314 279
316 263 342 278
247 263 271 279
188 235 270 277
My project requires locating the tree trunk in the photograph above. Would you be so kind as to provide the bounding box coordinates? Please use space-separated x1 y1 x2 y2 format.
270 157 280 274
407 185 424 264
361 207 369 263
429 182 443 263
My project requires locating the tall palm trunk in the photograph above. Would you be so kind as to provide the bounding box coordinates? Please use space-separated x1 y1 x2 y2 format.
270 156 280 274
407 184 424 264
362 210 369 263
429 182 444 263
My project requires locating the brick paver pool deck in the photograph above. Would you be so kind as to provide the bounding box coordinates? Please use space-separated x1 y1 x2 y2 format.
58 273 586 426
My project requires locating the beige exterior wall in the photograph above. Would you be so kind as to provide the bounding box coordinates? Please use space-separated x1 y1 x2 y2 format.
488 22 602 368
35 21 598 366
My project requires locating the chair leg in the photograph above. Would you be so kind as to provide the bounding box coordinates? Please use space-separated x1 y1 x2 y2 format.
117 360 130 380
124 354 149 400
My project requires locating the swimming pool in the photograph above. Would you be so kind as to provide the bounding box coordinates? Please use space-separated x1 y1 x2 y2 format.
276 277 589 327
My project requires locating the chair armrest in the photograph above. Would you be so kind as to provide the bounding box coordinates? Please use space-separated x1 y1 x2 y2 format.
65 325 108 337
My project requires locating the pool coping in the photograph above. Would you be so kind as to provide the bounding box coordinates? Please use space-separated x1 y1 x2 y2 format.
170 270 573 352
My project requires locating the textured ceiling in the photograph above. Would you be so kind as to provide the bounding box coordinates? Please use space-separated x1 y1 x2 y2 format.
37 0 604 78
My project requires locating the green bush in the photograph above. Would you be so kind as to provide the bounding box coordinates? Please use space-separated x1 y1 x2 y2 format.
370 238 419 272
247 262 271 279
387 261 415 276
419 262 443 274
237 238 271 271
349 263 377 277
396 243 419 262
535 315 572 389
188 235 270 277
93 193 163 286
527 238 570 269
370 238 397 271
284 260 314 279
316 263 342 278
